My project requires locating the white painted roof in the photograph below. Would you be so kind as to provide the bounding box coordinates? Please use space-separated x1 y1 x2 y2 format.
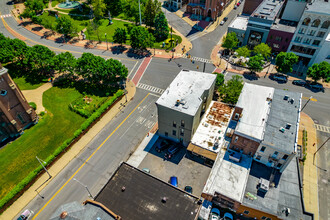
235 83 274 142
156 70 216 116
203 149 252 203
229 16 248 31
191 101 233 154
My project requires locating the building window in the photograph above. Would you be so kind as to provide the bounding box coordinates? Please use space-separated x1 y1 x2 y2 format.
0 90 7 96
298 28 306 34
312 40 321 46
234 113 240 120
291 45 316 55
308 30 316 36
266 218 272 220
261 217 267 220
270 35 273 40
317 31 326 38
303 38 311 44
173 121 176 128
180 129 184 136
321 20 330 29
294 36 302 42
326 55 330 60
181 120 185 127
256 155 261 160
234 136 239 142
243 210 250 215
302 17 311 26
282 154 288 160
311 19 320 27
172 130 176 136
277 163 282 168
17 113 25 124
165 132 168 137
285 38 288 42
273 43 280 48
260 146 266 152
275 36 282 41
272 151 279 158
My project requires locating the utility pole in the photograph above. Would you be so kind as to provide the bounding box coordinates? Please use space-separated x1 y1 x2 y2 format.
203 62 206 72
170 27 173 48
301 96 312 111
36 156 51 179
313 137 329 166
138 0 142 25
73 178 94 199
105 33 108 50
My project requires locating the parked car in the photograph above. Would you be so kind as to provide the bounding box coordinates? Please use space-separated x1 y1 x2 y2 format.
270 73 288 82
224 17 228 22
210 208 221 220
184 185 193 194
223 212 234 220
156 139 170 152
220 20 225 25
17 210 34 220
237 2 240 6
308 82 324 91
142 168 150 173
167 145 180 158
292 80 307 86
170 176 178 187
234 5 237 9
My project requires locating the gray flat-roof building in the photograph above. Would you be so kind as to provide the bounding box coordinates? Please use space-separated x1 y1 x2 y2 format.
156 70 216 146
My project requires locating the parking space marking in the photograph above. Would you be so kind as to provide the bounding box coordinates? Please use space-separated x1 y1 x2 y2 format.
314 124 330 134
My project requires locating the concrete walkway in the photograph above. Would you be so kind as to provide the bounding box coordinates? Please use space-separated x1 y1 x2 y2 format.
0 81 136 220
22 83 52 114
298 112 319 220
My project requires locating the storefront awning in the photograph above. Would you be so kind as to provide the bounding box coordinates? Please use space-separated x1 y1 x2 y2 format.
187 143 218 161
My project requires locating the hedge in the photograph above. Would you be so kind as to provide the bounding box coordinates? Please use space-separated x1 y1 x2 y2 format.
0 89 123 212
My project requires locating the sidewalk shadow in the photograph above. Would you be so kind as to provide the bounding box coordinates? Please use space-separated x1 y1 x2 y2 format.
41 30 54 39
243 71 259 81
19 21 33 27
110 45 128 55
126 48 151 59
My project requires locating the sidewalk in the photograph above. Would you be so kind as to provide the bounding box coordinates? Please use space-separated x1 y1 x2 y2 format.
22 83 52 114
0 80 136 220
298 112 319 220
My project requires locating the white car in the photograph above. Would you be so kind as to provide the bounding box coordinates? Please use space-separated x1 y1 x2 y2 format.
17 209 34 220
220 21 225 25
210 208 221 220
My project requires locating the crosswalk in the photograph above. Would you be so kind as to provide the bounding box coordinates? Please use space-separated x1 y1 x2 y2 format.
137 83 164 95
181 54 213 64
0 14 12 18
314 124 330 134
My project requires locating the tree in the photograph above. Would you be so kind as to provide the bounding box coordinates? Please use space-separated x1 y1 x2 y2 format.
219 75 244 104
130 26 155 50
102 58 128 85
222 32 238 52
105 0 123 17
275 52 298 73
52 52 77 75
253 43 271 59
56 16 74 37
213 72 224 89
24 0 44 15
91 0 107 19
123 0 143 24
154 12 169 40
144 0 161 27
76 53 106 85
307 61 330 82
0 38 29 67
113 28 127 46
247 54 264 73
236 46 250 58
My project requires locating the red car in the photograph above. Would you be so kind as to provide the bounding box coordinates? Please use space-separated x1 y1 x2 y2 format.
237 2 240 6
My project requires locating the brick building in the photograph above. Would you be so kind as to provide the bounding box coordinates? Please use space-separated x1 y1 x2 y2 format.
186 0 231 21
0 64 37 142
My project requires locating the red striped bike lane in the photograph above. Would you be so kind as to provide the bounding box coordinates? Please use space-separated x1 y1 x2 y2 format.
131 57 152 85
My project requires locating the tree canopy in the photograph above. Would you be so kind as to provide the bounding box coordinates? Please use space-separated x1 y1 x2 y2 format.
91 0 107 19
113 28 127 45
236 46 250 58
56 16 74 36
154 12 169 40
219 75 244 104
275 52 298 73
247 54 264 73
130 26 155 50
222 32 238 51
144 0 161 27
52 52 77 75
213 72 225 89
307 61 330 82
253 43 271 59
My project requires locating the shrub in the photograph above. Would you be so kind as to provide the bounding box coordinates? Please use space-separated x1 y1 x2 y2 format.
29 102 37 110
39 111 45 116
31 15 42 24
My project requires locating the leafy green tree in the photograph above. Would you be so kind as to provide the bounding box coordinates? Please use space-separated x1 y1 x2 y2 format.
76 53 106 85
219 75 244 104
307 61 330 82
0 39 15 64
154 12 169 40
91 0 107 19
236 46 250 58
0 38 29 66
213 72 224 89
56 16 74 36
105 0 123 17
275 52 298 73
247 54 264 73
113 28 127 45
52 52 77 75
102 58 128 85
123 0 144 24
130 26 155 50
24 0 44 15
0 33 6 41
253 43 271 59
144 0 161 27
222 32 238 52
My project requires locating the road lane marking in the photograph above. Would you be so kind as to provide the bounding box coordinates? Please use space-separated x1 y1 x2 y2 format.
137 83 164 95
302 96 317 102
128 61 139 79
314 124 330 134
32 93 150 219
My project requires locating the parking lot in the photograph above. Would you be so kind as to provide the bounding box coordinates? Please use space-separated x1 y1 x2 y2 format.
138 137 212 197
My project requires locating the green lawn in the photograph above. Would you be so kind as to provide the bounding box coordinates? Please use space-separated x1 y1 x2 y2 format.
51 0 59 7
154 34 182 50
0 87 85 199
12 77 46 90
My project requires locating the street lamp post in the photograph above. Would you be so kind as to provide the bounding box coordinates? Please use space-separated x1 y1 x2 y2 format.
138 0 142 25
313 137 329 166
105 33 108 50
36 156 51 179
301 96 312 111
73 178 94 199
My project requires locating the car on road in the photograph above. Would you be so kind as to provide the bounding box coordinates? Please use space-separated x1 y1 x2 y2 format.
170 176 178 187
292 80 307 86
237 2 240 6
156 139 170 152
210 208 221 220
223 212 234 220
184 185 193 194
220 20 225 25
234 5 237 9
270 73 288 82
167 145 180 158
307 82 324 91
224 17 228 22
17 209 34 220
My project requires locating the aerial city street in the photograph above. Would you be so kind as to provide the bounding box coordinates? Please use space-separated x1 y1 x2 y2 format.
0 0 329 219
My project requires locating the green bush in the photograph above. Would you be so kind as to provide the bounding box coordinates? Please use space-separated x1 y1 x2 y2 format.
39 111 45 116
29 102 37 110
31 15 42 24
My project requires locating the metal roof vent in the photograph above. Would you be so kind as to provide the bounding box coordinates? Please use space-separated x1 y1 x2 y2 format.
290 98 294 104
175 99 180 106
284 95 289 100
60 211 68 219
286 123 292 129
279 127 285 133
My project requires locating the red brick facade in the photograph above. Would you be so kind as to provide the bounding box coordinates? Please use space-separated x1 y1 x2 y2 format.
186 0 231 20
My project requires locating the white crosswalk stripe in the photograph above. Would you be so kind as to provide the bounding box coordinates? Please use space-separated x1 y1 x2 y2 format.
181 54 213 64
0 14 12 18
314 124 330 134
137 83 164 95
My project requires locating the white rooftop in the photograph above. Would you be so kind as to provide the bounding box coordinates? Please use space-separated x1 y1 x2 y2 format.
326 33 330 41
235 83 274 142
229 16 248 31
191 101 233 154
156 70 216 116
203 149 252 203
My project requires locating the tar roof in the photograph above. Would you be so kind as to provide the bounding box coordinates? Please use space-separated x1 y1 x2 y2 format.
252 0 284 20
235 83 274 142
243 160 312 220
156 70 216 116
262 89 301 153
229 16 248 30
271 19 297 33
203 149 252 203
305 0 330 15
95 163 200 220
191 101 233 153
